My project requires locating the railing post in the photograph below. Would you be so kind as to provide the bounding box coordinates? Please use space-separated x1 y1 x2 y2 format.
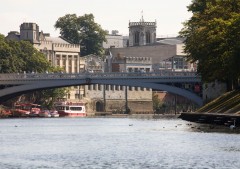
125 86 128 114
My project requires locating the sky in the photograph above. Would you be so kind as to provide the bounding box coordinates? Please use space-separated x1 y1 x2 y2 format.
0 0 193 37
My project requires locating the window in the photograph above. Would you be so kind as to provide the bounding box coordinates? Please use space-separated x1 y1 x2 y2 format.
134 31 140 45
98 84 101 91
75 94 79 99
120 86 124 91
106 85 109 91
146 32 151 44
70 107 82 111
93 84 96 90
111 85 114 91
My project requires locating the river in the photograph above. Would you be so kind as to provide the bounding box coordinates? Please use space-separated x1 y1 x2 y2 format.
0 116 240 169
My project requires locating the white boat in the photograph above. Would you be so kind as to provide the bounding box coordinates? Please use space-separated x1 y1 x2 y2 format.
54 101 86 117
39 110 51 118
50 110 60 117
29 104 41 117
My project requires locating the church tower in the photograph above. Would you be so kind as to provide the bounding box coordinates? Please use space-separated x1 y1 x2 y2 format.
129 16 156 47
20 23 40 44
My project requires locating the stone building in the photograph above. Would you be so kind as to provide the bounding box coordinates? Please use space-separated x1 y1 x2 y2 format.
108 18 198 112
102 30 124 49
6 22 83 101
109 37 196 72
85 84 153 114
83 54 153 114
129 18 156 47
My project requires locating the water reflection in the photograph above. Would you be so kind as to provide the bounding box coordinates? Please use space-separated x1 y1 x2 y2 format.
0 117 240 169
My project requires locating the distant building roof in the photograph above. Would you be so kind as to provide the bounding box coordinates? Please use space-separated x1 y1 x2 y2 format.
157 37 185 45
45 37 70 44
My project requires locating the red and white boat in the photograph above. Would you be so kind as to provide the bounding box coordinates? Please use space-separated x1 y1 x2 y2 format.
12 103 40 117
54 101 86 117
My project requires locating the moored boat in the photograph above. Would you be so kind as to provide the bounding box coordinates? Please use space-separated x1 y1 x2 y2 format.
39 110 51 118
50 110 60 117
12 103 41 117
29 104 41 117
54 101 86 117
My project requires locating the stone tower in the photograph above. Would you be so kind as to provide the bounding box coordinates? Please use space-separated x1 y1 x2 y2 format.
129 17 156 47
20 23 40 44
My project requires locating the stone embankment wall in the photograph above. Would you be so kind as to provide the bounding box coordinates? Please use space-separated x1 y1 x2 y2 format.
86 100 153 115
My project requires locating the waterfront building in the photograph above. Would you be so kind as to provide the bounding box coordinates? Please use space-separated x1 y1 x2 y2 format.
5 20 199 114
6 22 83 101
82 54 153 114
108 18 198 112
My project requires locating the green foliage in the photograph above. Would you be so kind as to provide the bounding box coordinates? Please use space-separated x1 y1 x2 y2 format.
0 35 51 73
152 94 162 111
55 13 107 56
31 88 66 109
0 34 67 105
180 0 240 89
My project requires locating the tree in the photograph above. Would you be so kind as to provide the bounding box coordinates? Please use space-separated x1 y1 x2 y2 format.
55 13 107 56
0 34 67 107
180 0 240 90
0 35 51 73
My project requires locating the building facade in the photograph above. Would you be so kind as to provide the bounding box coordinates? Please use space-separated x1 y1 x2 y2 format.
102 35 124 49
6 23 83 102
129 18 157 47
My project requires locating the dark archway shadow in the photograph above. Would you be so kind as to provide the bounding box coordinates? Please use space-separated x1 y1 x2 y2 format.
96 101 104 112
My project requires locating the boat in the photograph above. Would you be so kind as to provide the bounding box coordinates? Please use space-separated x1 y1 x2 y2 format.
54 101 86 117
39 110 51 118
12 103 41 117
29 104 41 117
50 110 60 117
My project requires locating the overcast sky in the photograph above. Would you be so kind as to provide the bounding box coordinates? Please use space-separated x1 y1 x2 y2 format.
0 0 192 37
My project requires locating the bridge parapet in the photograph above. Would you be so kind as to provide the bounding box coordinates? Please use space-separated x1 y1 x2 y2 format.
0 71 203 105
0 71 199 81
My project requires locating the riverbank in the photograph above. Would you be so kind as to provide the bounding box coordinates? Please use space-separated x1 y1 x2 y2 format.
179 112 240 126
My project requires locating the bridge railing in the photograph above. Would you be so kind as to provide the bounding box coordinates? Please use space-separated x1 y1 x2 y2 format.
0 71 199 81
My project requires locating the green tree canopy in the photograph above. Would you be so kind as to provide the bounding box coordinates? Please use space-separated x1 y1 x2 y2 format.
55 13 107 56
0 34 66 106
0 34 51 73
180 0 240 89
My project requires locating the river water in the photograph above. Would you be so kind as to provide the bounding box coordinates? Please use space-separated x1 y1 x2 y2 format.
0 116 240 169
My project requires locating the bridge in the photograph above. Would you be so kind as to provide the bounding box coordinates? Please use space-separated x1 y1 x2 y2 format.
0 71 203 105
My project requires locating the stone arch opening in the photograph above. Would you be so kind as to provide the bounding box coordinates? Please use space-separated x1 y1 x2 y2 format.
96 101 104 112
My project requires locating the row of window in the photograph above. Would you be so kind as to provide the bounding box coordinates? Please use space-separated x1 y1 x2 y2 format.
56 55 78 60
134 31 152 44
87 84 150 91
56 106 82 111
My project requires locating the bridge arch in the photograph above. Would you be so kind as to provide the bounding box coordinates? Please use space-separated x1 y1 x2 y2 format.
0 72 203 106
